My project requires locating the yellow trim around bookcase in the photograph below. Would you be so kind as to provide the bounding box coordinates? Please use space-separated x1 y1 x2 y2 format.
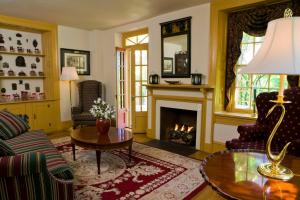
0 14 61 132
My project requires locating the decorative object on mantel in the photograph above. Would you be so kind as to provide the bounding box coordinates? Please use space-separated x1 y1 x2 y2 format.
31 63 37 69
17 47 24 53
0 55 2 61
239 8 300 181
25 83 30 90
0 70 4 76
1 88 6 93
191 73 202 85
12 83 17 90
10 46 14 52
36 57 40 63
16 33 22 37
149 74 159 84
161 17 191 78
164 80 181 84
90 98 115 135
35 86 40 93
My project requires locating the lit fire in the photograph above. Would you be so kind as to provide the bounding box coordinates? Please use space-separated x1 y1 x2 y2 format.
174 124 194 133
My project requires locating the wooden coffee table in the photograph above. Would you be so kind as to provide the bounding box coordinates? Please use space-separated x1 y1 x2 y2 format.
200 150 300 200
71 126 133 174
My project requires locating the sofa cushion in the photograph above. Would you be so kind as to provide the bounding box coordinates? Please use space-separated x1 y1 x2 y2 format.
0 110 30 140
0 139 15 156
6 130 73 180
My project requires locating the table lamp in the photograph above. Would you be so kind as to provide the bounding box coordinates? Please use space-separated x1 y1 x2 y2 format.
240 8 300 180
61 67 79 108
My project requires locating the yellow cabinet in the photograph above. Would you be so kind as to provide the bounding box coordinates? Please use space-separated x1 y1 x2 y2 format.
0 100 60 133
0 104 26 115
30 101 59 132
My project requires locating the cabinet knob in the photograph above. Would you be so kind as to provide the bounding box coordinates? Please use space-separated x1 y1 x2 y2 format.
48 104 50 108
49 123 51 127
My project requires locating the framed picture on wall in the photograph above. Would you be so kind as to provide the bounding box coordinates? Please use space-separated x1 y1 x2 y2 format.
60 48 90 75
163 57 173 74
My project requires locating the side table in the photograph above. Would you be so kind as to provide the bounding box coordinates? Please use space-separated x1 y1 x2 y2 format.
200 150 300 200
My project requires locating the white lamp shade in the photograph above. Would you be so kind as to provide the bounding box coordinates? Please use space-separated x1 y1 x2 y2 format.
240 17 300 75
61 67 79 81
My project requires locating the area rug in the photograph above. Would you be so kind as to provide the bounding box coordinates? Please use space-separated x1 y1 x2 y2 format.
52 137 206 200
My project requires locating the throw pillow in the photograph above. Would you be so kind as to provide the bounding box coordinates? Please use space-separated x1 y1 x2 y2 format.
0 110 30 140
0 139 15 156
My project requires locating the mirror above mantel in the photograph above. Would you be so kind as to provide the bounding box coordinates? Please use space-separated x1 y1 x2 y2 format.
161 17 191 78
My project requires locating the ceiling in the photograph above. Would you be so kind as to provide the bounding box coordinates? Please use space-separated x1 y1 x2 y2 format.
0 0 209 30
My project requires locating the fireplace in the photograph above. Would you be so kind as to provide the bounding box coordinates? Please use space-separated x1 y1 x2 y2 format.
160 107 197 147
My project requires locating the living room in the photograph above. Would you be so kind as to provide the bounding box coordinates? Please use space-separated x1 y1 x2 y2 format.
0 0 299 199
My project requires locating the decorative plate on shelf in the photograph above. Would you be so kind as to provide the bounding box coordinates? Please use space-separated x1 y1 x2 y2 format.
164 80 181 84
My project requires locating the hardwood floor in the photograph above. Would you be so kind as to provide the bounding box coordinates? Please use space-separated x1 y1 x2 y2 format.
48 129 224 200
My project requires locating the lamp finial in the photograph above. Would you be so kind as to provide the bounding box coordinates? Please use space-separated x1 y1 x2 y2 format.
284 8 293 18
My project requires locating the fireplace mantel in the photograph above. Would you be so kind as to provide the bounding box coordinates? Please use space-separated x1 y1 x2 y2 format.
146 84 214 92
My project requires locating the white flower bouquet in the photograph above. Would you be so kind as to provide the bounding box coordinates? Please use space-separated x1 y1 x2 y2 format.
89 98 115 120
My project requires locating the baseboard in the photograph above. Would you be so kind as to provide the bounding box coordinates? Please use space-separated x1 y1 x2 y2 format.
203 143 213 153
60 120 72 131
146 129 155 139
212 141 226 152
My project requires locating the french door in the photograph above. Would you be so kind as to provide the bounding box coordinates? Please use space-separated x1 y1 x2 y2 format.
131 44 148 133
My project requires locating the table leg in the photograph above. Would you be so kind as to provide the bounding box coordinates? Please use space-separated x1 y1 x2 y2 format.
96 150 101 175
72 143 76 161
128 143 132 162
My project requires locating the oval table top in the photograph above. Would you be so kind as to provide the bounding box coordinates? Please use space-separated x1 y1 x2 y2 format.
200 150 300 200
71 126 133 149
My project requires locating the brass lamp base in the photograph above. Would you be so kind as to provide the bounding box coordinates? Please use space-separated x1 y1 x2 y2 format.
258 163 294 181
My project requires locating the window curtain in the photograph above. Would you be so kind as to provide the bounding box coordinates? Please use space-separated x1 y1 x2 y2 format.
224 0 299 110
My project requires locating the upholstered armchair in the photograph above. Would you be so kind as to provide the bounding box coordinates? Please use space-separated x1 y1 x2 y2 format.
226 87 300 157
72 80 103 128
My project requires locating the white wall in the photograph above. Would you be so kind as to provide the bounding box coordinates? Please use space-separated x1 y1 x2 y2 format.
101 3 210 105
57 3 210 122
58 26 103 121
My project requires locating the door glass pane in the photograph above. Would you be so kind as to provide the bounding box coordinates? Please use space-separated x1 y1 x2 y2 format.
142 85 147 96
142 97 147 111
136 97 141 112
135 66 141 80
142 50 147 65
135 50 140 65
135 82 141 96
142 65 147 81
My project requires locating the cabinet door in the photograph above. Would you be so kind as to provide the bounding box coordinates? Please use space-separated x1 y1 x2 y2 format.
0 104 26 115
32 101 58 132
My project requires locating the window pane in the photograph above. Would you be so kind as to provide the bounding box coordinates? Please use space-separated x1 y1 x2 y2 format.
235 88 251 109
254 43 262 55
135 97 141 112
141 36 149 44
269 75 280 89
253 74 269 88
135 66 141 81
135 50 140 65
242 32 254 43
142 50 147 65
125 38 135 46
135 82 141 96
237 43 254 65
142 65 147 81
142 97 147 111
236 71 250 88
138 34 148 43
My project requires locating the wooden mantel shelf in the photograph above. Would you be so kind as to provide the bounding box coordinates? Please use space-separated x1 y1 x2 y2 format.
145 84 214 91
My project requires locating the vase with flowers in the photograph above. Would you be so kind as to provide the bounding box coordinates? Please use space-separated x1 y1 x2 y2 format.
90 98 115 134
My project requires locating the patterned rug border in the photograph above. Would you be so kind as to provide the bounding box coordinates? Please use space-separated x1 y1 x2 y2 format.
52 136 207 200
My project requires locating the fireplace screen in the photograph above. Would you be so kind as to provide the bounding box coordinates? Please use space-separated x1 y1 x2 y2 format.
160 107 197 147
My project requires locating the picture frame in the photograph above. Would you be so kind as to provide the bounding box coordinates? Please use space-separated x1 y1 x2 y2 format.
163 57 173 74
60 48 90 75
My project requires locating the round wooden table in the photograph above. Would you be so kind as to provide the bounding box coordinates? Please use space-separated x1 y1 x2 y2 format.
71 126 133 174
200 150 300 200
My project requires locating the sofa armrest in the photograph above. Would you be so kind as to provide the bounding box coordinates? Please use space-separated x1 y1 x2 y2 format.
71 106 81 115
238 123 268 142
0 152 46 177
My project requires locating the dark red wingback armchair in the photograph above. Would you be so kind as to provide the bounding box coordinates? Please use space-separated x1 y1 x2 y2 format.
226 87 300 156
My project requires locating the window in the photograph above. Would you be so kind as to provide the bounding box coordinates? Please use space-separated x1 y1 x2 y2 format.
125 34 149 46
233 32 288 111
